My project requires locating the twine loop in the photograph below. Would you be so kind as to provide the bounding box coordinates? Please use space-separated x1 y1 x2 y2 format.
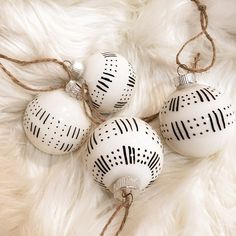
176 0 216 73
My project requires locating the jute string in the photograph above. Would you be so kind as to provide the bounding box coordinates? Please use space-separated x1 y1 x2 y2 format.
0 54 105 124
100 191 133 236
176 0 216 73
144 0 216 122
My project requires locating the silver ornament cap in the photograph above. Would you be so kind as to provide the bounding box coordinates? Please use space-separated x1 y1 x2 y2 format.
175 73 197 88
112 176 140 201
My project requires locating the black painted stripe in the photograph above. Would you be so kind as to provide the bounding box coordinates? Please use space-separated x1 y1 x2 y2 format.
60 143 65 150
200 89 210 101
76 129 80 139
114 105 124 108
67 126 72 137
123 146 128 164
204 88 216 100
128 79 135 84
148 152 157 167
33 125 37 136
169 98 174 111
196 90 204 102
213 110 221 130
218 109 226 128
132 118 139 131
39 111 46 120
128 146 132 164
132 147 135 163
127 83 134 87
90 136 94 150
103 72 115 77
35 108 42 117
128 76 135 82
64 144 70 152
95 161 106 174
120 119 128 132
172 98 176 111
101 155 110 171
176 96 180 111
208 113 216 132
150 156 160 170
126 119 133 131
43 113 50 124
36 128 40 138
171 122 180 140
93 133 97 145
67 144 74 152
175 121 184 140
30 122 33 132
101 76 112 82
96 85 107 92
72 127 77 138
115 120 123 134
98 80 109 88
181 121 190 139
97 158 108 173
117 101 127 104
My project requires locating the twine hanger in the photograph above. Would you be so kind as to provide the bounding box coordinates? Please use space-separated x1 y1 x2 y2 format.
176 0 216 73
0 53 105 125
100 190 133 236
144 0 216 123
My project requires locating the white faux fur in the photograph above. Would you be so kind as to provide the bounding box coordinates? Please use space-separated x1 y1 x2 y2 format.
0 0 236 235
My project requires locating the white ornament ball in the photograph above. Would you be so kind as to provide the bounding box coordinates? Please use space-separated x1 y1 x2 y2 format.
159 81 235 157
82 52 136 114
23 89 91 155
85 117 164 192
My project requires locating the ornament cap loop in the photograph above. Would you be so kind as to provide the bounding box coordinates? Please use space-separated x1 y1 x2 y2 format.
175 73 197 89
112 176 140 201
65 80 83 100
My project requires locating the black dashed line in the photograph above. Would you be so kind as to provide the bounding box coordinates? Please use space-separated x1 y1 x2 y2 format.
181 121 190 139
126 119 133 131
115 120 123 134
200 89 210 101
132 118 139 131
175 121 184 140
100 76 112 82
218 108 226 128
123 146 128 164
96 85 107 93
208 113 216 132
35 108 42 117
67 126 72 136
212 110 221 130
98 80 109 89
72 127 77 138
39 111 46 120
171 122 180 140
120 119 128 132
43 114 50 124
196 90 204 102
103 72 115 77
204 88 216 100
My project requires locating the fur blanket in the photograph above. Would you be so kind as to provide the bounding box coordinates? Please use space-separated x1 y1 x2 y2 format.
0 0 235 235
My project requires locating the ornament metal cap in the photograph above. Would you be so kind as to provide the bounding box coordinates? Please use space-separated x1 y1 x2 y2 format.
175 73 197 89
111 176 140 201
65 80 83 100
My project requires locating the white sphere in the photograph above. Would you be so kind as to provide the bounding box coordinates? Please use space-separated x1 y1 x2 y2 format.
82 52 136 114
159 84 235 157
23 89 91 155
85 117 164 191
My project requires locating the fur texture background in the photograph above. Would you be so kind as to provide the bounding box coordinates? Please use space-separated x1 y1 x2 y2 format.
0 0 236 235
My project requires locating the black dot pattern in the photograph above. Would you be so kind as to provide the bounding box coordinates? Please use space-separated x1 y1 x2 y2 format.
88 52 136 113
85 117 163 190
23 96 91 154
160 85 235 141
